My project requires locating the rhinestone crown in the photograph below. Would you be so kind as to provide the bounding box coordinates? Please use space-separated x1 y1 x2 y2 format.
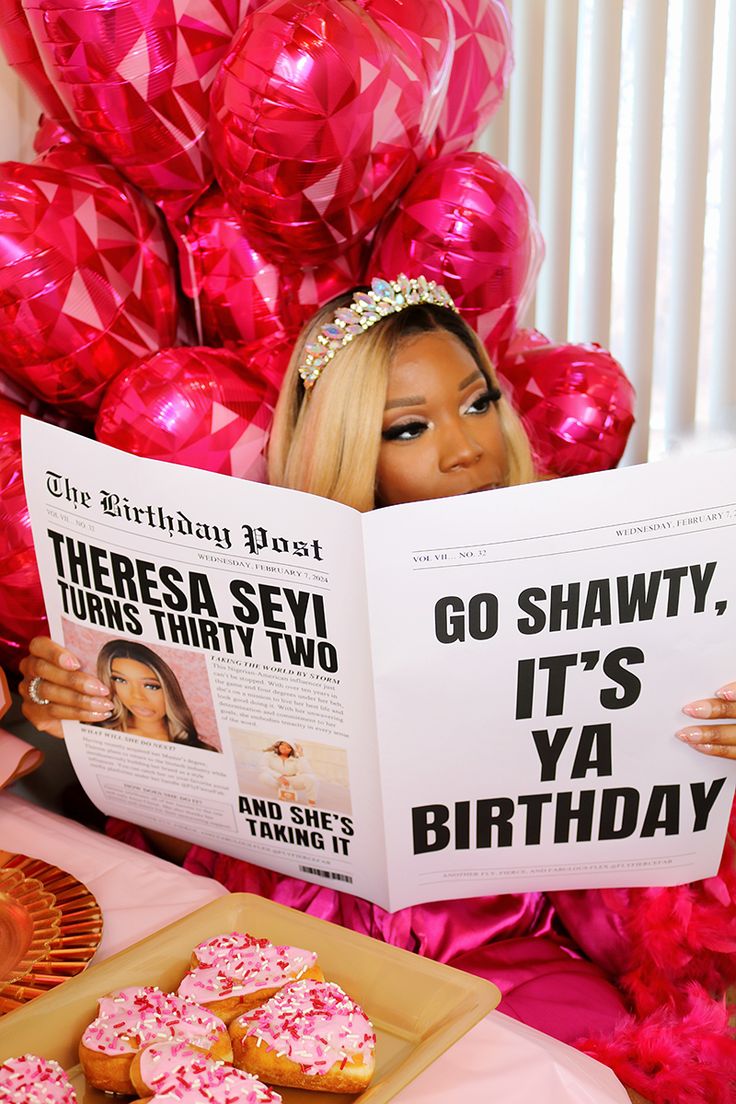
298 274 459 390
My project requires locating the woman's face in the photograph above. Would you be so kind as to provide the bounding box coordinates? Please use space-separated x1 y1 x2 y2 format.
110 658 167 723
375 331 509 506
276 741 293 757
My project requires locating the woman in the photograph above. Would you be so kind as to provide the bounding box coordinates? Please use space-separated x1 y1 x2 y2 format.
89 639 213 749
259 740 317 804
19 276 736 1102
21 278 736 748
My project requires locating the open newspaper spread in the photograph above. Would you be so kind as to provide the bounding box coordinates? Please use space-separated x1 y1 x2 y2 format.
22 418 736 911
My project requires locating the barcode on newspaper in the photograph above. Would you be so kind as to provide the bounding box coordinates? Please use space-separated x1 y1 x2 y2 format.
299 865 353 883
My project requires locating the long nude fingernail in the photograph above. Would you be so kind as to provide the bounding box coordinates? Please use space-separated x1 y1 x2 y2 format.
716 688 736 701
682 700 713 719
60 653 80 670
676 727 706 743
83 678 110 696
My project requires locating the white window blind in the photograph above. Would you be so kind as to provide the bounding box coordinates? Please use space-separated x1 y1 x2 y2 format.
478 0 735 463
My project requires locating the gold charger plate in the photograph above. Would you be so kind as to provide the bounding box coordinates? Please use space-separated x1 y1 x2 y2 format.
0 892 500 1104
0 869 60 989
0 855 103 1015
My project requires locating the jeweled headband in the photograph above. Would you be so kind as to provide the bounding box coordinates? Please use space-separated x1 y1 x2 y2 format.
298 274 459 390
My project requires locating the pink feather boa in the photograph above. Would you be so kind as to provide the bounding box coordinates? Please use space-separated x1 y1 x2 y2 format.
577 802 736 1102
581 986 736 1104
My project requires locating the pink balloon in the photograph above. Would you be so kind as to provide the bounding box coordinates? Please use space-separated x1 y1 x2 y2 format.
371 151 544 362
23 0 253 217
0 397 47 671
503 326 552 358
496 340 636 477
0 371 38 412
0 369 87 432
362 0 453 129
0 0 70 122
235 330 295 392
286 244 368 332
33 115 80 156
0 157 178 417
209 0 452 264
429 0 512 158
173 189 286 345
95 346 278 481
173 188 366 345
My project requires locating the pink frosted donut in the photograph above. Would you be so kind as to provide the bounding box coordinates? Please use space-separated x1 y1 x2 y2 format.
230 979 375 1093
179 932 323 1023
0 1055 76 1103
130 1040 281 1103
79 985 231 1094
190 933 274 968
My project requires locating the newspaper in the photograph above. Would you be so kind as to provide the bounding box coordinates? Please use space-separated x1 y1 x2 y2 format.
21 418 736 911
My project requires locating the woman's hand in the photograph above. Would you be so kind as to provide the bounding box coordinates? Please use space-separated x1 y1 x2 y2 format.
677 682 736 759
18 636 113 738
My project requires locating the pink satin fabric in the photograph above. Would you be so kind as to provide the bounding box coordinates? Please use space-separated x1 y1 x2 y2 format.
183 846 632 1044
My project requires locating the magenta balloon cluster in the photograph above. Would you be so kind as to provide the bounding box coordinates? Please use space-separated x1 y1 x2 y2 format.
0 0 634 667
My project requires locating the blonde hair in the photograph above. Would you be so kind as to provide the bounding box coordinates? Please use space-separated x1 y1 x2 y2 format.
97 639 200 746
268 292 536 511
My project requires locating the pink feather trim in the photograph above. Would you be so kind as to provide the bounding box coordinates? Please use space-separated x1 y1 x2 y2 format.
579 985 736 1104
598 807 736 1017
577 803 736 1101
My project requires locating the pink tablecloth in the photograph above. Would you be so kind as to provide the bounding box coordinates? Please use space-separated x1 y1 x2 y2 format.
0 790 628 1103
0 791 227 960
0 729 43 789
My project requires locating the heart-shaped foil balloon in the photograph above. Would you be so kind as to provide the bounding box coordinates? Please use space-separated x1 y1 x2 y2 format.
0 156 178 417
95 346 279 481
371 151 544 363
0 397 48 670
22 0 253 217
172 188 366 345
209 0 453 265
429 0 512 158
0 0 71 122
496 338 636 476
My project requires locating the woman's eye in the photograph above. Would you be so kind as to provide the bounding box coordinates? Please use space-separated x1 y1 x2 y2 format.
382 420 428 442
144 682 162 692
465 389 495 415
111 675 125 685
